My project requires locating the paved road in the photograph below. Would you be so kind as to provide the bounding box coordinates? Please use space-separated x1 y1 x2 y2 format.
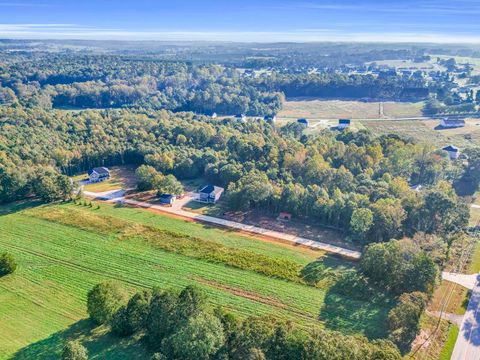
83 189 362 260
450 274 480 360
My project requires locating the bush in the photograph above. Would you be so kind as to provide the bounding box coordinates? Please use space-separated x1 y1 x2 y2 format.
111 290 152 337
0 252 17 276
61 340 88 360
162 312 225 360
87 281 128 325
388 292 427 353
110 306 130 337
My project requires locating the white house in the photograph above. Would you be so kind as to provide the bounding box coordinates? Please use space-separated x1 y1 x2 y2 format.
235 114 247 122
297 118 309 127
88 167 110 182
338 119 351 130
440 118 465 129
264 115 276 124
197 185 224 204
442 145 460 160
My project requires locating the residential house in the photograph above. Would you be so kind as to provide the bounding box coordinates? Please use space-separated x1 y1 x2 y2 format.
198 185 224 204
442 145 460 160
338 119 351 130
264 115 277 124
297 118 309 127
235 114 247 122
440 118 466 129
88 167 110 183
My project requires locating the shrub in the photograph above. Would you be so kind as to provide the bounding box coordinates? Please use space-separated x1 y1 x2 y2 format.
388 292 427 353
110 305 130 337
87 281 128 325
0 252 17 276
162 312 225 360
61 340 88 360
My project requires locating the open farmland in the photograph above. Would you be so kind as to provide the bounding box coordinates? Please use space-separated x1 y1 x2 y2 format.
361 118 480 148
277 99 424 123
0 202 392 359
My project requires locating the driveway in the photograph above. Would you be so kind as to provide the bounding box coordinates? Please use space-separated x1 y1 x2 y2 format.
83 189 362 260
448 273 480 360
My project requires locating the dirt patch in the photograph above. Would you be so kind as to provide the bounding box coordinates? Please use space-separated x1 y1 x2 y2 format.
194 277 316 321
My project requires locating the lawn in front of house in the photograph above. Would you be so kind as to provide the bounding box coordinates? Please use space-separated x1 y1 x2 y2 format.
74 165 138 192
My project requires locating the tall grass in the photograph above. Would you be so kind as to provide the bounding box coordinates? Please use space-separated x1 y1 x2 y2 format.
28 207 304 283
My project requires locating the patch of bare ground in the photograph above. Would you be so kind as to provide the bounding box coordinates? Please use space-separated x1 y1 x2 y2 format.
194 276 316 321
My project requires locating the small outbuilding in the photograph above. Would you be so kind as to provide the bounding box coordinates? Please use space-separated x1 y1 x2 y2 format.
159 194 175 206
277 212 292 221
198 185 224 204
442 145 460 160
297 118 309 127
338 119 351 130
88 167 110 183
440 118 465 129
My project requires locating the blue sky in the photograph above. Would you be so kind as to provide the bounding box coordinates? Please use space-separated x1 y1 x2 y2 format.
0 0 479 42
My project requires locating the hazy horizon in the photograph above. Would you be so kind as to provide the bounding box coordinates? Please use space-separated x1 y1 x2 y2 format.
0 0 480 43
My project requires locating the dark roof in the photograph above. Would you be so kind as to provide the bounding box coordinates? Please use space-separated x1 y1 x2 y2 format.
339 119 351 124
442 145 459 152
159 194 175 201
297 118 309 124
199 185 223 194
88 167 110 176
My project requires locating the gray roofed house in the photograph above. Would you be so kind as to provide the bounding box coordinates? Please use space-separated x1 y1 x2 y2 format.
88 167 110 183
442 145 460 160
440 118 465 129
338 118 351 130
297 118 309 127
198 185 224 204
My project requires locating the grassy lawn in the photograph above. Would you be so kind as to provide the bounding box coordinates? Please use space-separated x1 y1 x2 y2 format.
438 324 459 360
429 281 470 315
73 165 137 192
0 202 392 359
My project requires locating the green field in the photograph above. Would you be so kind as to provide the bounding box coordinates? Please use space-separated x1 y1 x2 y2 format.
277 99 424 122
0 202 392 359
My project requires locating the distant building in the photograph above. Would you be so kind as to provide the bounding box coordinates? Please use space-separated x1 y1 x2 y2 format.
88 167 110 183
440 118 465 129
208 112 218 119
338 119 351 130
235 114 247 122
442 145 460 160
198 185 224 204
277 212 292 221
264 115 277 124
159 194 175 206
297 118 309 127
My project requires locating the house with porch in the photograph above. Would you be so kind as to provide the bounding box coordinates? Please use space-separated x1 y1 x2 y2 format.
88 167 110 183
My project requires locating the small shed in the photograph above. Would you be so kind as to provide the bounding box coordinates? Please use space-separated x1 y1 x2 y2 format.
159 194 175 206
277 212 292 221
442 145 460 160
